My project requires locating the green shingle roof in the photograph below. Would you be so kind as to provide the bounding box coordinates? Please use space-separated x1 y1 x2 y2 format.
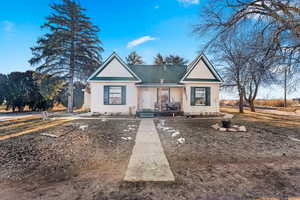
129 65 187 84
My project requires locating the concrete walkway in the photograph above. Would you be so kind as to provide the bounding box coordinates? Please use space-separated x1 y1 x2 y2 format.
124 118 175 182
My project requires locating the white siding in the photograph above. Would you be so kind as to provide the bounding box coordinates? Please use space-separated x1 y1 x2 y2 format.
90 82 137 115
97 58 133 78
186 58 215 79
82 90 91 109
182 83 220 114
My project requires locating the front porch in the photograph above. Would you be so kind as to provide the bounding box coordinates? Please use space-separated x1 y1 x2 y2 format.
136 85 184 118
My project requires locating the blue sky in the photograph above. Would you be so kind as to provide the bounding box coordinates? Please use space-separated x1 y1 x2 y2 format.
0 0 298 99
0 0 204 74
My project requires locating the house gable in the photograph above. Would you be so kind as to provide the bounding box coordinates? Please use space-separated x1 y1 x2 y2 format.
88 52 141 82
180 54 223 83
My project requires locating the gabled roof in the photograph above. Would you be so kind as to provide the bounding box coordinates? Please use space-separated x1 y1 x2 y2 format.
129 65 187 84
180 54 223 83
88 52 142 82
87 52 222 84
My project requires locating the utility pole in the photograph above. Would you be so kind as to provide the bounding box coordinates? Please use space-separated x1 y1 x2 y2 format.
284 67 287 108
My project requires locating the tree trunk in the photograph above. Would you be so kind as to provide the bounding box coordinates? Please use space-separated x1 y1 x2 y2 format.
249 99 256 112
238 87 244 113
68 32 75 113
67 73 74 113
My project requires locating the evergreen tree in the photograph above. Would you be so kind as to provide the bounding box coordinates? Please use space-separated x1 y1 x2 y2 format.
153 53 166 65
126 51 144 65
29 0 103 112
5 71 37 112
165 55 188 65
0 74 7 105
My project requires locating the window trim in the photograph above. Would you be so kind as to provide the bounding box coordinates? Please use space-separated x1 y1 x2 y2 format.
104 85 126 105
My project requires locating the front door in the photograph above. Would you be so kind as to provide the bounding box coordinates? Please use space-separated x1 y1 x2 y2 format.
159 88 170 111
140 88 154 110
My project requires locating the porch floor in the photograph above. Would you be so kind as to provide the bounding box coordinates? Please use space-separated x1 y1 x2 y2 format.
136 109 184 118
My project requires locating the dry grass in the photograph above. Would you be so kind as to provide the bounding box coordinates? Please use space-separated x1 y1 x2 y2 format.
221 99 299 108
221 107 300 127
0 119 73 141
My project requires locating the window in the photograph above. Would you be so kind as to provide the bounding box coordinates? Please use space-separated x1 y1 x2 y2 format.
195 88 206 105
191 87 210 106
104 86 126 105
109 87 122 105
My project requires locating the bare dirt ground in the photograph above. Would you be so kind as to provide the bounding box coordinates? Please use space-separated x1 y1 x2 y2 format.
0 109 299 200
0 119 139 200
154 109 300 200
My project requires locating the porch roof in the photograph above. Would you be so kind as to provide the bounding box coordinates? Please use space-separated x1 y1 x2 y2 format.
129 65 187 84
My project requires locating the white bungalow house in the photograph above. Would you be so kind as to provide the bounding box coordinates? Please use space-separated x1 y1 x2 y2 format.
84 52 223 117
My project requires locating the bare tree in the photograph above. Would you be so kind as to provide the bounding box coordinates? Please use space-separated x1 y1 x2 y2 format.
194 0 300 52
242 31 280 112
214 35 252 113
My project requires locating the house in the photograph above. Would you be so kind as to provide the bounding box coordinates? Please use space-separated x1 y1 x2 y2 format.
84 52 223 116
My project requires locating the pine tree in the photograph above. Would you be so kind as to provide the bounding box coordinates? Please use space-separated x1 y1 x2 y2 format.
29 0 103 112
153 53 165 65
165 55 188 65
126 51 144 65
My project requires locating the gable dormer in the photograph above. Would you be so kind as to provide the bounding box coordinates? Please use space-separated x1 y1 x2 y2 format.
88 52 141 82
180 54 222 83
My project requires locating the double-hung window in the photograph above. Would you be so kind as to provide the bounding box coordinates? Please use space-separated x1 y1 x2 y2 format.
104 86 126 105
191 87 211 106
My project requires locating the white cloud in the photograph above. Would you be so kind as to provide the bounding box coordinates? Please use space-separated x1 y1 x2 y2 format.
154 5 160 9
2 21 14 32
127 36 158 48
177 0 199 5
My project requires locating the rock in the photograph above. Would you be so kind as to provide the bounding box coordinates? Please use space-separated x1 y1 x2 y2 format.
79 125 88 131
233 125 239 128
121 137 132 141
238 126 247 132
219 128 227 132
41 133 58 138
177 137 185 144
211 124 220 130
228 128 238 132
172 131 180 137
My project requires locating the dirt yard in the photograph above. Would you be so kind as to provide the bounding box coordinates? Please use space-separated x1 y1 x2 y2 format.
0 118 139 200
0 110 299 200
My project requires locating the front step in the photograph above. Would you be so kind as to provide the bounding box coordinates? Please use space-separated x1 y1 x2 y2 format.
138 112 156 118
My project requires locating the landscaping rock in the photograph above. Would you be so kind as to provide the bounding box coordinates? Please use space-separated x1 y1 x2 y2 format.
238 126 247 132
79 125 88 131
211 123 220 130
228 128 238 132
171 131 180 137
219 128 227 132
177 137 185 144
